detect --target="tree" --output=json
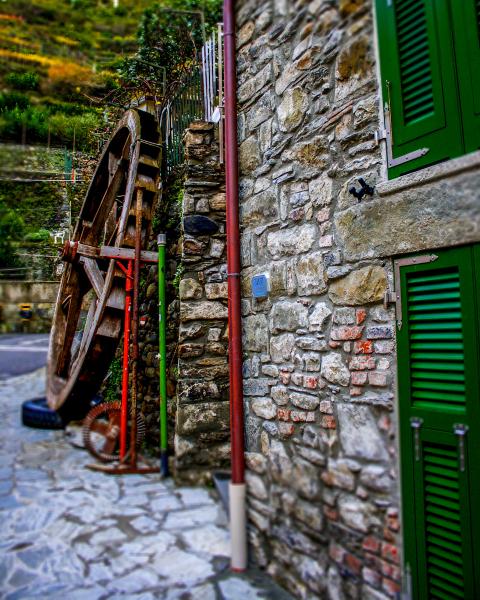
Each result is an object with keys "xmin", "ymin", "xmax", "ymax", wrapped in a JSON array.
[{"xmin": 116, "ymin": 0, "xmax": 221, "ymax": 102}]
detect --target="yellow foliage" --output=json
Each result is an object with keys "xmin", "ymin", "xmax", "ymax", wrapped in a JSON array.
[
  {"xmin": 0, "ymin": 14, "xmax": 25, "ymax": 23},
  {"xmin": 0, "ymin": 48, "xmax": 58, "ymax": 66},
  {"xmin": 53, "ymin": 35, "xmax": 79, "ymax": 47},
  {"xmin": 47, "ymin": 62, "xmax": 94, "ymax": 85},
  {"xmin": 2, "ymin": 36, "xmax": 40, "ymax": 50}
]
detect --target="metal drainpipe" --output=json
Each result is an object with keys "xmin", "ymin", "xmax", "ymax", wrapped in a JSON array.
[
  {"xmin": 223, "ymin": 0, "xmax": 247, "ymax": 572},
  {"xmin": 158, "ymin": 233, "xmax": 168, "ymax": 477}
]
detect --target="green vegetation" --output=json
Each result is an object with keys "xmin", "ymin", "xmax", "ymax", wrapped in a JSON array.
[
  {"xmin": 118, "ymin": 0, "xmax": 221, "ymax": 98},
  {"xmin": 104, "ymin": 356, "xmax": 122, "ymax": 403},
  {"xmin": 0, "ymin": 202, "xmax": 25, "ymax": 270}
]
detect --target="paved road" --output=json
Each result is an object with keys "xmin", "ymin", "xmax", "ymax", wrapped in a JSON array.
[
  {"xmin": 0, "ymin": 370, "xmax": 292, "ymax": 600},
  {"xmin": 0, "ymin": 334, "xmax": 49, "ymax": 381}
]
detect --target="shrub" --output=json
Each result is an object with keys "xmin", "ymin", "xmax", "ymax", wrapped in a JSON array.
[
  {"xmin": 0, "ymin": 91, "xmax": 30, "ymax": 110},
  {"xmin": 5, "ymin": 71, "xmax": 40, "ymax": 91},
  {"xmin": 24, "ymin": 228, "xmax": 51, "ymax": 242}
]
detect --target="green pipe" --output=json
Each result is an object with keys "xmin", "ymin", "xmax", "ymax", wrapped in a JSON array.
[{"xmin": 157, "ymin": 233, "xmax": 168, "ymax": 476}]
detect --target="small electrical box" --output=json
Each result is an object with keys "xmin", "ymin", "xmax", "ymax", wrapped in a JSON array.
[{"xmin": 251, "ymin": 273, "xmax": 270, "ymax": 299}]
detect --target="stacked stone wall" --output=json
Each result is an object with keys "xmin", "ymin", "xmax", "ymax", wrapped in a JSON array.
[
  {"xmin": 174, "ymin": 122, "xmax": 230, "ymax": 484},
  {"xmin": 235, "ymin": 1, "xmax": 402, "ymax": 598}
]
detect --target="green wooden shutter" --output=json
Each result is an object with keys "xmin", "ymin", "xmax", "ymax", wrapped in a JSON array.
[
  {"xmin": 375, "ymin": 0, "xmax": 464, "ymax": 179},
  {"xmin": 396, "ymin": 246, "xmax": 480, "ymax": 598},
  {"xmin": 450, "ymin": 0, "xmax": 480, "ymax": 153}
]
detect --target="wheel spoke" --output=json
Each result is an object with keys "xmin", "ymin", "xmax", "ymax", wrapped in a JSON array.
[{"xmin": 80, "ymin": 257, "xmax": 105, "ymax": 298}]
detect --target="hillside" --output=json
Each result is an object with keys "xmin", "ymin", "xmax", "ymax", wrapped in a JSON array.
[{"xmin": 0, "ymin": 0, "xmax": 156, "ymax": 150}]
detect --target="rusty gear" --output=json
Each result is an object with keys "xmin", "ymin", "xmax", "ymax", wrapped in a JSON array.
[{"xmin": 82, "ymin": 401, "xmax": 146, "ymax": 463}]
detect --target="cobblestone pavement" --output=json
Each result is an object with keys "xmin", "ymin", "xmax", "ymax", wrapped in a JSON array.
[{"xmin": 0, "ymin": 370, "xmax": 291, "ymax": 600}]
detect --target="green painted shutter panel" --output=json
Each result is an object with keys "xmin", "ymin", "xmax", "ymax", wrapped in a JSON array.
[
  {"xmin": 407, "ymin": 269, "xmax": 466, "ymax": 410},
  {"xmin": 396, "ymin": 246, "xmax": 480, "ymax": 598},
  {"xmin": 412, "ymin": 430, "xmax": 475, "ymax": 600},
  {"xmin": 375, "ymin": 0, "xmax": 464, "ymax": 179},
  {"xmin": 450, "ymin": 0, "xmax": 480, "ymax": 153}
]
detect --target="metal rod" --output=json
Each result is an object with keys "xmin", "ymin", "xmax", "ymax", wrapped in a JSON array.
[
  {"xmin": 130, "ymin": 186, "xmax": 144, "ymax": 468},
  {"xmin": 120, "ymin": 260, "xmax": 133, "ymax": 460},
  {"xmin": 157, "ymin": 234, "xmax": 168, "ymax": 476}
]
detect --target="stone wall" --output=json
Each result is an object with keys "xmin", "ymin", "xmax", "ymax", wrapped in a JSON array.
[
  {"xmin": 236, "ymin": 1, "xmax": 400, "ymax": 598},
  {"xmin": 236, "ymin": 0, "xmax": 480, "ymax": 598},
  {"xmin": 175, "ymin": 122, "xmax": 230, "ymax": 484}
]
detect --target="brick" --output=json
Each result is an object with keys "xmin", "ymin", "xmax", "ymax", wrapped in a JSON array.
[
  {"xmin": 382, "ymin": 578, "xmax": 401, "ymax": 597},
  {"xmin": 321, "ymin": 415, "xmax": 336, "ymax": 429},
  {"xmin": 356, "ymin": 308, "xmax": 367, "ymax": 325},
  {"xmin": 363, "ymin": 536, "xmax": 381, "ymax": 554},
  {"xmin": 303, "ymin": 375, "xmax": 319, "ymax": 389},
  {"xmin": 277, "ymin": 408, "xmax": 291, "ymax": 421},
  {"xmin": 279, "ymin": 371, "xmax": 290, "ymax": 384},
  {"xmin": 349, "ymin": 356, "xmax": 376, "ymax": 370},
  {"xmin": 386, "ymin": 511, "xmax": 400, "ymax": 532},
  {"xmin": 291, "ymin": 410, "xmax": 315, "ymax": 422},
  {"xmin": 381, "ymin": 560, "xmax": 401, "ymax": 581},
  {"xmin": 381, "ymin": 543, "xmax": 400, "ymax": 565},
  {"xmin": 364, "ymin": 553, "xmax": 383, "ymax": 571},
  {"xmin": 369, "ymin": 371, "xmax": 388, "ymax": 386},
  {"xmin": 331, "ymin": 326, "xmax": 364, "ymax": 341},
  {"xmin": 353, "ymin": 340, "xmax": 373, "ymax": 354},
  {"xmin": 374, "ymin": 340, "xmax": 395, "ymax": 354},
  {"xmin": 329, "ymin": 542, "xmax": 346, "ymax": 563},
  {"xmin": 345, "ymin": 553, "xmax": 362, "ymax": 576},
  {"xmin": 366, "ymin": 326, "xmax": 393, "ymax": 339},
  {"xmin": 319, "ymin": 234, "xmax": 333, "ymax": 247},
  {"xmin": 362, "ymin": 566, "xmax": 381, "ymax": 587},
  {"xmin": 383, "ymin": 527, "xmax": 396, "ymax": 543},
  {"xmin": 320, "ymin": 400, "xmax": 333, "ymax": 414},
  {"xmin": 329, "ymin": 340, "xmax": 342, "ymax": 348},
  {"xmin": 291, "ymin": 372, "xmax": 303, "ymax": 385},
  {"xmin": 350, "ymin": 386, "xmax": 363, "ymax": 396},
  {"xmin": 316, "ymin": 207, "xmax": 330, "ymax": 223},
  {"xmin": 278, "ymin": 422, "xmax": 295, "ymax": 437},
  {"xmin": 351, "ymin": 371, "xmax": 368, "ymax": 385}
]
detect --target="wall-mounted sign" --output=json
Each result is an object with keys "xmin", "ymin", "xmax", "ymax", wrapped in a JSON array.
[{"xmin": 251, "ymin": 273, "xmax": 270, "ymax": 299}]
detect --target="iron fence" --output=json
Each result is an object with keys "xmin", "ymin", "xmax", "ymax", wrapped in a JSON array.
[
  {"xmin": 159, "ymin": 67, "xmax": 203, "ymax": 175},
  {"xmin": 160, "ymin": 24, "xmax": 225, "ymax": 174}
]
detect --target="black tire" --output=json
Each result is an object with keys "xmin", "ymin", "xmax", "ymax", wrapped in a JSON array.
[{"xmin": 22, "ymin": 397, "xmax": 64, "ymax": 430}]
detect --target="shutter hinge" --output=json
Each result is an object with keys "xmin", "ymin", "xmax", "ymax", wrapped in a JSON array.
[
  {"xmin": 392, "ymin": 254, "xmax": 439, "ymax": 329},
  {"xmin": 379, "ymin": 81, "xmax": 430, "ymax": 168}
]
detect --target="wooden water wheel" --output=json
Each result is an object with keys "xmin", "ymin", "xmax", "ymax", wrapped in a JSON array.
[{"xmin": 47, "ymin": 108, "xmax": 161, "ymax": 421}]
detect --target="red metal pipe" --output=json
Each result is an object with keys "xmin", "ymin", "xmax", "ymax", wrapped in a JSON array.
[
  {"xmin": 120, "ymin": 260, "xmax": 133, "ymax": 460},
  {"xmin": 224, "ymin": 0, "xmax": 245, "ymax": 486}
]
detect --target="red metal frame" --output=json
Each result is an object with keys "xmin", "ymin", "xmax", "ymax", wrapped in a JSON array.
[{"xmin": 117, "ymin": 260, "xmax": 133, "ymax": 460}]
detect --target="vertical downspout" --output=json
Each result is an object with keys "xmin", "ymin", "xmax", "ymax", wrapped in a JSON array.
[
  {"xmin": 223, "ymin": 0, "xmax": 247, "ymax": 572},
  {"xmin": 157, "ymin": 233, "xmax": 168, "ymax": 477}
]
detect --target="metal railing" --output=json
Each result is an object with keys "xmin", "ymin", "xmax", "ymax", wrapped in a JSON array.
[
  {"xmin": 160, "ymin": 24, "xmax": 225, "ymax": 174},
  {"xmin": 202, "ymin": 24, "xmax": 224, "ymax": 163},
  {"xmin": 159, "ymin": 67, "xmax": 203, "ymax": 175}
]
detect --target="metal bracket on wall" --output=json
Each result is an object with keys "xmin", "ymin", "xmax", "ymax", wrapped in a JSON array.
[
  {"xmin": 375, "ymin": 80, "xmax": 430, "ymax": 168},
  {"xmin": 387, "ymin": 254, "xmax": 439, "ymax": 329}
]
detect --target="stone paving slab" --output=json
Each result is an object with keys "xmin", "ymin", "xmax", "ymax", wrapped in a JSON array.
[{"xmin": 0, "ymin": 369, "xmax": 292, "ymax": 600}]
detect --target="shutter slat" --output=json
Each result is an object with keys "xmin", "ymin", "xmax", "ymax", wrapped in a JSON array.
[
  {"xmin": 407, "ymin": 268, "xmax": 466, "ymax": 410},
  {"xmin": 422, "ymin": 441, "xmax": 466, "ymax": 597},
  {"xmin": 395, "ymin": 0, "xmax": 435, "ymax": 123}
]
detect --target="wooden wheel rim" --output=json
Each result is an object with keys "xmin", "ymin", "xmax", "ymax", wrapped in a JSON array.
[{"xmin": 47, "ymin": 109, "xmax": 160, "ymax": 419}]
